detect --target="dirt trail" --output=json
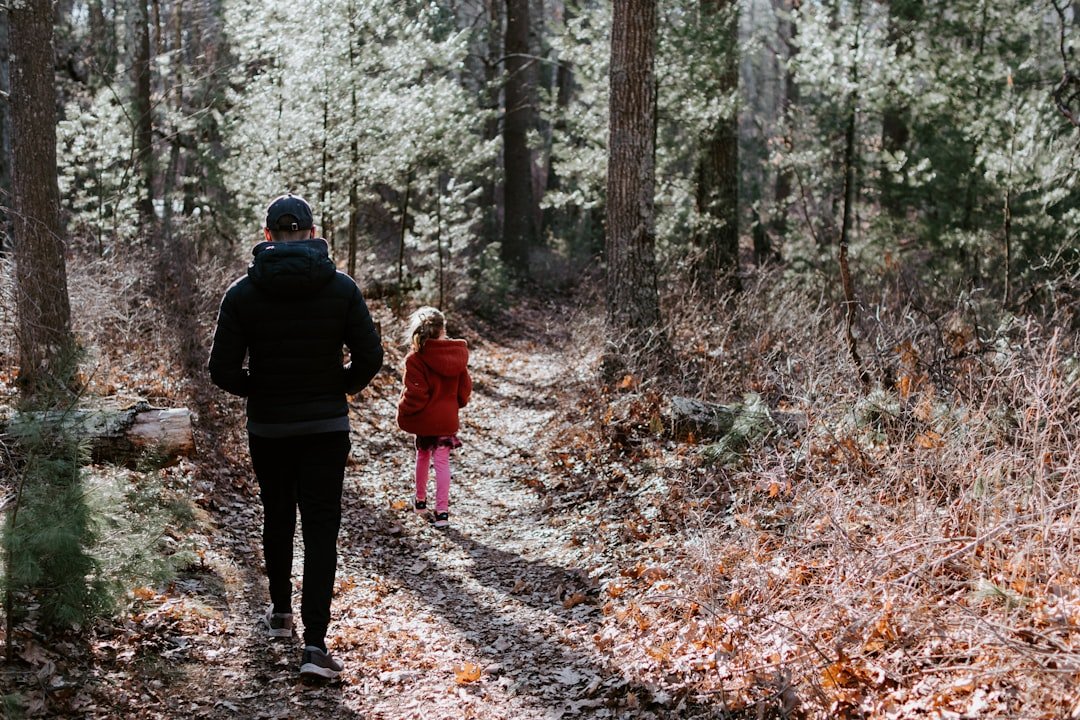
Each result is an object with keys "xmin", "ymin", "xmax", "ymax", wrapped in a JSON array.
[{"xmin": 100, "ymin": 303, "xmax": 721, "ymax": 720}]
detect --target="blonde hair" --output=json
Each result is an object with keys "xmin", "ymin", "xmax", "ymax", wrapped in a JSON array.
[{"xmin": 405, "ymin": 306, "xmax": 445, "ymax": 352}]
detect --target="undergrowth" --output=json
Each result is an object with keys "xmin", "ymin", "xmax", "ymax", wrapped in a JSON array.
[
  {"xmin": 0, "ymin": 252, "xmax": 208, "ymax": 659},
  {"xmin": 553, "ymin": 260, "xmax": 1079, "ymax": 717}
]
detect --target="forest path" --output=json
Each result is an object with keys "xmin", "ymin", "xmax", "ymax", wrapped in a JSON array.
[{"xmin": 166, "ymin": 299, "xmax": 715, "ymax": 720}]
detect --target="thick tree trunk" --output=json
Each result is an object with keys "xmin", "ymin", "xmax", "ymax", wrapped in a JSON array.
[
  {"xmin": 605, "ymin": 0, "xmax": 668, "ymax": 377},
  {"xmin": 502, "ymin": 0, "xmax": 536, "ymax": 272},
  {"xmin": 694, "ymin": 0, "xmax": 740, "ymax": 290},
  {"xmin": 9, "ymin": 0, "xmax": 76, "ymax": 397}
]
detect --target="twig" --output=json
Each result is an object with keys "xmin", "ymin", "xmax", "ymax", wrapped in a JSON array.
[
  {"xmin": 1051, "ymin": 0, "xmax": 1080, "ymax": 127},
  {"xmin": 892, "ymin": 499, "xmax": 1080, "ymax": 584}
]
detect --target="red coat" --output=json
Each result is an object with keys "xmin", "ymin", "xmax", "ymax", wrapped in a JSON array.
[{"xmin": 396, "ymin": 338, "xmax": 472, "ymax": 436}]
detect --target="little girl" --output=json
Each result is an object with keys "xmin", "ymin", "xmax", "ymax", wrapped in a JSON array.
[{"xmin": 396, "ymin": 307, "xmax": 472, "ymax": 529}]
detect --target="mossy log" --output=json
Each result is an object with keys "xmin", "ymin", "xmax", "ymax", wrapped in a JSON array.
[
  {"xmin": 669, "ymin": 395, "xmax": 806, "ymax": 442},
  {"xmin": 4, "ymin": 400, "xmax": 194, "ymax": 466},
  {"xmin": 669, "ymin": 397, "xmax": 738, "ymax": 441}
]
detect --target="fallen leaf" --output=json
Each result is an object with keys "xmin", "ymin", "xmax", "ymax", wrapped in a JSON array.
[
  {"xmin": 453, "ymin": 662, "xmax": 482, "ymax": 684},
  {"xmin": 132, "ymin": 587, "xmax": 158, "ymax": 601},
  {"xmin": 562, "ymin": 592, "xmax": 588, "ymax": 609},
  {"xmin": 641, "ymin": 566, "xmax": 667, "ymax": 585},
  {"xmin": 915, "ymin": 430, "xmax": 943, "ymax": 449},
  {"xmin": 19, "ymin": 642, "xmax": 50, "ymax": 666}
]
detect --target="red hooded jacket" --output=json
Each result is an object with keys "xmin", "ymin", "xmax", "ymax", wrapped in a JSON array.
[{"xmin": 396, "ymin": 338, "xmax": 472, "ymax": 436}]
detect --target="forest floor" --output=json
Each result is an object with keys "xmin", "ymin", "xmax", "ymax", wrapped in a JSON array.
[
  {"xmin": 5, "ymin": 294, "xmax": 742, "ymax": 720},
  {"xmin": 7, "ymin": 281, "xmax": 1079, "ymax": 720}
]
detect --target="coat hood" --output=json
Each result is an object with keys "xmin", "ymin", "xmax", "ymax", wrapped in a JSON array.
[
  {"xmin": 247, "ymin": 238, "xmax": 336, "ymax": 298},
  {"xmin": 417, "ymin": 338, "xmax": 469, "ymax": 377}
]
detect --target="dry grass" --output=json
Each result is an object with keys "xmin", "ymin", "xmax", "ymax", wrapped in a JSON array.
[
  {"xmin": 3, "ymin": 244, "xmax": 1078, "ymax": 717},
  {"xmin": 657, "ymin": 267, "xmax": 1080, "ymax": 717},
  {"xmin": 0, "ymin": 247, "xmax": 236, "ymax": 411}
]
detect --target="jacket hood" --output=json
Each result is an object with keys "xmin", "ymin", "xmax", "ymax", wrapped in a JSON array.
[
  {"xmin": 417, "ymin": 338, "xmax": 469, "ymax": 377},
  {"xmin": 247, "ymin": 238, "xmax": 336, "ymax": 298}
]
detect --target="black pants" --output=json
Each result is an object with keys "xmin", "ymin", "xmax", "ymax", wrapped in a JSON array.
[{"xmin": 248, "ymin": 431, "xmax": 350, "ymax": 649}]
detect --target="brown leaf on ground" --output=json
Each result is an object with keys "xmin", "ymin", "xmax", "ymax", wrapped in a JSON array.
[{"xmin": 453, "ymin": 662, "xmax": 482, "ymax": 684}]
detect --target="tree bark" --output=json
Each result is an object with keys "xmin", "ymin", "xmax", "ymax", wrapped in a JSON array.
[
  {"xmin": 130, "ymin": 0, "xmax": 156, "ymax": 234},
  {"xmin": 482, "ymin": 0, "xmax": 504, "ymax": 245},
  {"xmin": 770, "ymin": 0, "xmax": 800, "ymax": 261},
  {"xmin": 9, "ymin": 0, "xmax": 76, "ymax": 397},
  {"xmin": 605, "ymin": 0, "xmax": 668, "ymax": 377},
  {"xmin": 347, "ymin": 0, "xmax": 359, "ymax": 277},
  {"xmin": 502, "ymin": 0, "xmax": 536, "ymax": 272},
  {"xmin": 6, "ymin": 401, "xmax": 195, "ymax": 467},
  {"xmin": 838, "ymin": 0, "xmax": 868, "ymax": 386},
  {"xmin": 88, "ymin": 0, "xmax": 119, "ymax": 81},
  {"xmin": 694, "ymin": 0, "xmax": 740, "ymax": 290},
  {"xmin": 0, "ymin": 9, "xmax": 12, "ymax": 254},
  {"xmin": 396, "ymin": 172, "xmax": 412, "ymax": 316}
]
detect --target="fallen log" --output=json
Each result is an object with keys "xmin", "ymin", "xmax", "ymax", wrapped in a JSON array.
[
  {"xmin": 669, "ymin": 396, "xmax": 737, "ymax": 441},
  {"xmin": 4, "ymin": 399, "xmax": 195, "ymax": 466},
  {"xmin": 669, "ymin": 394, "xmax": 807, "ymax": 442}
]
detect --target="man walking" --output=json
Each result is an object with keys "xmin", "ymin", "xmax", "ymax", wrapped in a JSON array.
[{"xmin": 209, "ymin": 193, "xmax": 383, "ymax": 680}]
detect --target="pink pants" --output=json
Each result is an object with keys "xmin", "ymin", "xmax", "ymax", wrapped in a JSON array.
[{"xmin": 415, "ymin": 445, "xmax": 452, "ymax": 513}]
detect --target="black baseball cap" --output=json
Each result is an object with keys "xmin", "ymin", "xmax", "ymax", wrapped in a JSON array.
[{"xmin": 265, "ymin": 193, "xmax": 314, "ymax": 231}]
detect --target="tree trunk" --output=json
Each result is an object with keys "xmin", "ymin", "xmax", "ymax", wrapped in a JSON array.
[
  {"xmin": 319, "ymin": 97, "xmax": 335, "ymax": 251},
  {"xmin": 9, "ymin": 0, "xmax": 76, "ymax": 398},
  {"xmin": 396, "ymin": 173, "xmax": 412, "ymax": 316},
  {"xmin": 605, "ymin": 0, "xmax": 668, "ymax": 378},
  {"xmin": 959, "ymin": 1, "xmax": 989, "ymax": 285},
  {"xmin": 769, "ymin": 0, "xmax": 800, "ymax": 261},
  {"xmin": 0, "ymin": 9, "xmax": 12, "ymax": 254},
  {"xmin": 694, "ymin": 0, "xmax": 740, "ymax": 290},
  {"xmin": 482, "ymin": 0, "xmax": 503, "ymax": 245},
  {"xmin": 436, "ymin": 175, "xmax": 445, "ymax": 309},
  {"xmin": 838, "ymin": 0, "xmax": 868, "ymax": 386},
  {"xmin": 502, "ymin": 0, "xmax": 536, "ymax": 272},
  {"xmin": 88, "ymin": 0, "xmax": 119, "ymax": 81},
  {"xmin": 130, "ymin": 0, "xmax": 156, "ymax": 234},
  {"xmin": 160, "ymin": 0, "xmax": 184, "ymax": 251},
  {"xmin": 347, "ymin": 0, "xmax": 359, "ymax": 277},
  {"xmin": 543, "ymin": 2, "xmax": 579, "ymax": 244}
]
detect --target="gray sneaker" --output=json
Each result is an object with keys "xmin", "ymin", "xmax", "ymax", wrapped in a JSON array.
[
  {"xmin": 300, "ymin": 646, "xmax": 344, "ymax": 680},
  {"xmin": 263, "ymin": 605, "xmax": 293, "ymax": 638}
]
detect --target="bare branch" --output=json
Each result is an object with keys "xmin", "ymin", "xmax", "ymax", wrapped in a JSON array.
[{"xmin": 1052, "ymin": 0, "xmax": 1080, "ymax": 127}]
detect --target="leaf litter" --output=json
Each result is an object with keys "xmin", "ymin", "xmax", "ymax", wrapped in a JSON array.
[{"xmin": 5, "ymin": 295, "xmax": 1077, "ymax": 719}]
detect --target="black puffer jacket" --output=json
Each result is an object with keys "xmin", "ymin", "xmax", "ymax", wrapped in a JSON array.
[{"xmin": 208, "ymin": 239, "xmax": 383, "ymax": 428}]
